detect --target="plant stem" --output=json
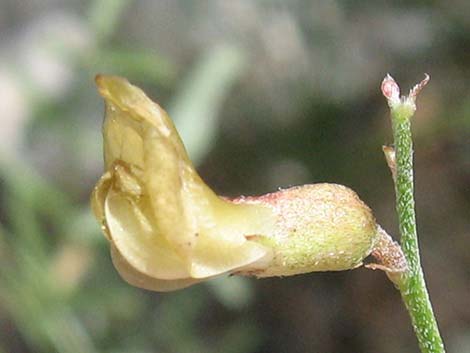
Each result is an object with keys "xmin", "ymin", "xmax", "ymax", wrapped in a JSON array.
[{"xmin": 385, "ymin": 75, "xmax": 445, "ymax": 353}]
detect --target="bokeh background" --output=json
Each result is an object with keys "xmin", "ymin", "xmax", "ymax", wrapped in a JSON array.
[{"xmin": 0, "ymin": 1, "xmax": 469, "ymax": 353}]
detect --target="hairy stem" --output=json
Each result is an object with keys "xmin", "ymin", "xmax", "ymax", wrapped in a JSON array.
[{"xmin": 385, "ymin": 75, "xmax": 445, "ymax": 353}]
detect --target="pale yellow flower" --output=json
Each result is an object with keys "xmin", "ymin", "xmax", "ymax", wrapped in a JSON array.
[{"xmin": 91, "ymin": 75, "xmax": 399, "ymax": 291}]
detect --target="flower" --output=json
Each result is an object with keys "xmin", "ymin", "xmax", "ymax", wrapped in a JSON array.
[{"xmin": 91, "ymin": 75, "xmax": 385, "ymax": 291}]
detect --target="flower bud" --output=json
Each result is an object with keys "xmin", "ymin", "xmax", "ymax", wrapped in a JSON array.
[{"xmin": 91, "ymin": 75, "xmax": 391, "ymax": 291}]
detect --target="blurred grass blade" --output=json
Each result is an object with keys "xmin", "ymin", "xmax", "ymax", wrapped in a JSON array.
[
  {"xmin": 0, "ymin": 161, "xmax": 74, "ymax": 236},
  {"xmin": 169, "ymin": 45, "xmax": 246, "ymax": 165},
  {"xmin": 0, "ymin": 161, "xmax": 98, "ymax": 353},
  {"xmin": 1, "ymin": 166, "xmax": 48, "ymax": 264},
  {"xmin": 88, "ymin": 0, "xmax": 132, "ymax": 43},
  {"xmin": 88, "ymin": 48, "xmax": 175, "ymax": 85}
]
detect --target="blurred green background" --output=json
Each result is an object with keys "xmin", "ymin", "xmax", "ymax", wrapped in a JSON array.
[{"xmin": 0, "ymin": 1, "xmax": 469, "ymax": 353}]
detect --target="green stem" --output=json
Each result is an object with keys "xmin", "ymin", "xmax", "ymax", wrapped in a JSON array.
[{"xmin": 390, "ymin": 103, "xmax": 445, "ymax": 353}]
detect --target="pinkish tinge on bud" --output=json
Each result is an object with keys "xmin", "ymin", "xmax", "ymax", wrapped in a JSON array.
[{"xmin": 381, "ymin": 74, "xmax": 400, "ymax": 106}]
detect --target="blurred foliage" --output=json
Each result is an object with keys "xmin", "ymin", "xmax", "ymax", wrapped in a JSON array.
[{"xmin": 0, "ymin": 1, "xmax": 469, "ymax": 353}]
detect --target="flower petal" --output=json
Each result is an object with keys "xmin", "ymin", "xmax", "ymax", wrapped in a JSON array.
[
  {"xmin": 188, "ymin": 200, "xmax": 275, "ymax": 278},
  {"xmin": 110, "ymin": 245, "xmax": 200, "ymax": 292},
  {"xmin": 96, "ymin": 75, "xmax": 210, "ymax": 256},
  {"xmin": 90, "ymin": 171, "xmax": 113, "ymax": 240},
  {"xmin": 104, "ymin": 187, "xmax": 190, "ymax": 280},
  {"xmin": 190, "ymin": 232, "xmax": 270, "ymax": 278},
  {"xmin": 96, "ymin": 75, "xmax": 276, "ymax": 282}
]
